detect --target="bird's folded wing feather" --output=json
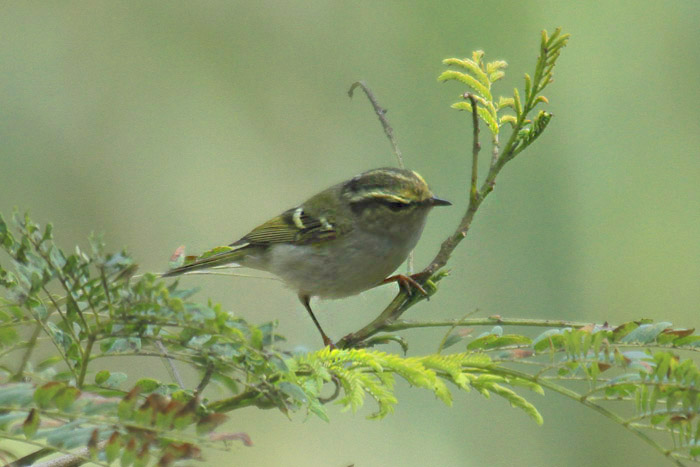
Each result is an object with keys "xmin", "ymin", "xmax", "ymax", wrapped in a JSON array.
[
  {"xmin": 236, "ymin": 207, "xmax": 339, "ymax": 246},
  {"xmin": 164, "ymin": 206, "xmax": 343, "ymax": 276}
]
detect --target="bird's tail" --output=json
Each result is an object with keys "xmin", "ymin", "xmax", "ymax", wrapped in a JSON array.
[{"xmin": 162, "ymin": 246, "xmax": 246, "ymax": 277}]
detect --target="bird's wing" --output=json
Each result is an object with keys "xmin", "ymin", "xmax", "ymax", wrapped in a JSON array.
[
  {"xmin": 236, "ymin": 206, "xmax": 339, "ymax": 247},
  {"xmin": 164, "ymin": 204, "xmax": 344, "ymax": 277}
]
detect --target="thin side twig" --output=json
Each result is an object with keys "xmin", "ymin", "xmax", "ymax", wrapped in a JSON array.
[
  {"xmin": 348, "ymin": 81, "xmax": 404, "ymax": 168},
  {"xmin": 28, "ymin": 441, "xmax": 108, "ymax": 467},
  {"xmin": 381, "ymin": 316, "xmax": 595, "ymax": 333},
  {"xmin": 156, "ymin": 339, "xmax": 185, "ymax": 389},
  {"xmin": 349, "ymin": 80, "xmax": 415, "ymax": 273}
]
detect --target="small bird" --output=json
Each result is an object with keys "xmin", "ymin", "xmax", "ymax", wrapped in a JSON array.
[{"xmin": 163, "ymin": 167, "xmax": 451, "ymax": 347}]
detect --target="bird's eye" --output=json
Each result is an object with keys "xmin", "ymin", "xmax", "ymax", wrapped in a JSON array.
[{"xmin": 386, "ymin": 201, "xmax": 409, "ymax": 211}]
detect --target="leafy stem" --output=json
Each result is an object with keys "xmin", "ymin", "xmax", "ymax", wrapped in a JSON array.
[
  {"xmin": 76, "ymin": 334, "xmax": 96, "ymax": 389},
  {"xmin": 338, "ymin": 29, "xmax": 570, "ymax": 349},
  {"xmin": 11, "ymin": 321, "xmax": 42, "ymax": 381},
  {"xmin": 488, "ymin": 365, "xmax": 686, "ymax": 467}
]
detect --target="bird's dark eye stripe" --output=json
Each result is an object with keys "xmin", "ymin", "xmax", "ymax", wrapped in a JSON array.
[
  {"xmin": 383, "ymin": 200, "xmax": 412, "ymax": 211},
  {"xmin": 348, "ymin": 197, "xmax": 415, "ymax": 216}
]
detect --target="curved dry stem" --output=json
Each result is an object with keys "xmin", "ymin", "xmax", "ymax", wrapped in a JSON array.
[
  {"xmin": 348, "ymin": 80, "xmax": 404, "ymax": 168},
  {"xmin": 348, "ymin": 80, "xmax": 416, "ymax": 273}
]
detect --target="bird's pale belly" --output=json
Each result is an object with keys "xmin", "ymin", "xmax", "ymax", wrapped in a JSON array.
[{"xmin": 266, "ymin": 231, "xmax": 417, "ymax": 299}]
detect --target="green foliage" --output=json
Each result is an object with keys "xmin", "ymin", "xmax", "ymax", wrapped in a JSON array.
[
  {"xmin": 0, "ymin": 381, "xmax": 224, "ymax": 466},
  {"xmin": 439, "ymin": 27, "xmax": 570, "ymax": 162},
  {"xmin": 0, "ymin": 212, "xmax": 276, "ymax": 463},
  {"xmin": 438, "ymin": 51, "xmax": 507, "ymax": 135},
  {"xmin": 434, "ymin": 320, "xmax": 700, "ymax": 465},
  {"xmin": 0, "ymin": 212, "xmax": 543, "ymax": 465},
  {"xmin": 284, "ymin": 347, "xmax": 542, "ymax": 423}
]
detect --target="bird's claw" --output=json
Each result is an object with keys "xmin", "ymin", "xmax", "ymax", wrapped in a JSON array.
[{"xmin": 382, "ymin": 273, "xmax": 429, "ymax": 299}]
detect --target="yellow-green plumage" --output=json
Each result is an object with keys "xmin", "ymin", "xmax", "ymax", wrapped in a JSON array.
[{"xmin": 163, "ymin": 167, "xmax": 450, "ymax": 346}]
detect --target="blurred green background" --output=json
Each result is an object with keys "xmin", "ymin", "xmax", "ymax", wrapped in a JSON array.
[{"xmin": 2, "ymin": 1, "xmax": 699, "ymax": 466}]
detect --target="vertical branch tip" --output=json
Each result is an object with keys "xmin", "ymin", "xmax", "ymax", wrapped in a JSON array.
[{"xmin": 463, "ymin": 93, "xmax": 481, "ymax": 204}]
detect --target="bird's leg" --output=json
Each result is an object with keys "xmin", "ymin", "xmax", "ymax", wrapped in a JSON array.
[
  {"xmin": 299, "ymin": 294, "xmax": 335, "ymax": 348},
  {"xmin": 381, "ymin": 273, "xmax": 429, "ymax": 297}
]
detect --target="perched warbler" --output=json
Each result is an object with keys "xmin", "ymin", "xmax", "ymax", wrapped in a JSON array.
[{"xmin": 164, "ymin": 167, "xmax": 451, "ymax": 347}]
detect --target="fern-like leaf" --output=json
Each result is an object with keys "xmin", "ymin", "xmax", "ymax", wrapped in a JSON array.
[
  {"xmin": 290, "ymin": 349, "xmax": 542, "ymax": 421},
  {"xmin": 438, "ymin": 70, "xmax": 492, "ymax": 101}
]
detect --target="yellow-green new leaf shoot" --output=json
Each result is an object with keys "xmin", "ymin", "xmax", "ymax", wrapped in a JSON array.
[
  {"xmin": 534, "ymin": 95, "xmax": 549, "ymax": 108},
  {"xmin": 480, "ymin": 106, "xmax": 499, "ymax": 135},
  {"xmin": 420, "ymin": 354, "xmax": 469, "ymax": 389},
  {"xmin": 524, "ymin": 73, "xmax": 532, "ymax": 100},
  {"xmin": 471, "ymin": 49, "xmax": 485, "ymax": 66},
  {"xmin": 541, "ymin": 29, "xmax": 549, "ymax": 50},
  {"xmin": 549, "ymin": 36, "xmax": 570, "ymax": 55},
  {"xmin": 486, "ymin": 60, "xmax": 507, "ymax": 74},
  {"xmin": 489, "ymin": 383, "xmax": 544, "ymax": 425},
  {"xmin": 442, "ymin": 57, "xmax": 489, "ymax": 88},
  {"xmin": 451, "ymin": 101, "xmax": 473, "ymax": 112},
  {"xmin": 497, "ymin": 96, "xmax": 515, "ymax": 111},
  {"xmin": 432, "ymin": 378, "xmax": 453, "ymax": 405},
  {"xmin": 450, "ymin": 102, "xmax": 499, "ymax": 135},
  {"xmin": 513, "ymin": 88, "xmax": 522, "ymax": 116},
  {"xmin": 488, "ymin": 71, "xmax": 505, "ymax": 83},
  {"xmin": 437, "ymin": 70, "xmax": 492, "ymax": 101},
  {"xmin": 545, "ymin": 27, "xmax": 562, "ymax": 47}
]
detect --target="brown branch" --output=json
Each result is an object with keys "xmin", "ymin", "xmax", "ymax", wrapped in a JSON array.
[
  {"xmin": 467, "ymin": 94, "xmax": 481, "ymax": 204},
  {"xmin": 207, "ymin": 387, "xmax": 267, "ymax": 412},
  {"xmin": 29, "ymin": 441, "xmax": 107, "ymax": 467},
  {"xmin": 348, "ymin": 81, "xmax": 404, "ymax": 168},
  {"xmin": 423, "ymin": 93, "xmax": 482, "ymax": 277},
  {"xmin": 337, "ymin": 93, "xmax": 485, "ymax": 349}
]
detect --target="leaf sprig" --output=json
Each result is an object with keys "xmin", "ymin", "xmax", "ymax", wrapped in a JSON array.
[
  {"xmin": 436, "ymin": 318, "xmax": 700, "ymax": 466},
  {"xmin": 438, "ymin": 51, "xmax": 508, "ymax": 135},
  {"xmin": 282, "ymin": 347, "xmax": 543, "ymax": 422},
  {"xmin": 439, "ymin": 27, "xmax": 570, "ymax": 163}
]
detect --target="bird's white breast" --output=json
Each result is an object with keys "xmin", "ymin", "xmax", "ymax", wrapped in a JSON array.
[{"xmin": 266, "ymin": 222, "xmax": 425, "ymax": 299}]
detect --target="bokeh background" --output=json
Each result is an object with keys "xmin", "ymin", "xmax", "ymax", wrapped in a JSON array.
[{"xmin": 2, "ymin": 1, "xmax": 699, "ymax": 466}]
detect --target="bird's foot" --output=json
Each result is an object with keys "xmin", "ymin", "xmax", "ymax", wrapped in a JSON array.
[
  {"xmin": 322, "ymin": 334, "xmax": 337, "ymax": 349},
  {"xmin": 382, "ymin": 273, "xmax": 429, "ymax": 298}
]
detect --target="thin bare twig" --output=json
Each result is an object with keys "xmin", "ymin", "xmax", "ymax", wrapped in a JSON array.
[
  {"xmin": 382, "ymin": 317, "xmax": 595, "ymax": 333},
  {"xmin": 12, "ymin": 321, "xmax": 42, "ymax": 381},
  {"xmin": 156, "ymin": 339, "xmax": 185, "ymax": 389},
  {"xmin": 348, "ymin": 81, "xmax": 404, "ymax": 168},
  {"xmin": 349, "ymin": 80, "xmax": 415, "ymax": 273},
  {"xmin": 423, "ymin": 93, "xmax": 485, "ymax": 279}
]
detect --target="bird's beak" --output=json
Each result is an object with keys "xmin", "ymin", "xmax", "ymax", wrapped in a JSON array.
[{"xmin": 428, "ymin": 196, "xmax": 452, "ymax": 207}]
